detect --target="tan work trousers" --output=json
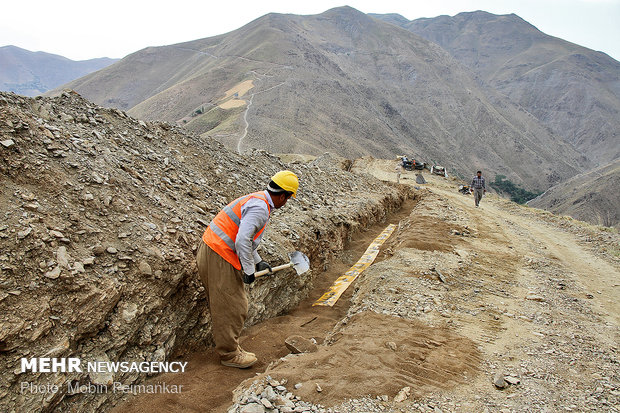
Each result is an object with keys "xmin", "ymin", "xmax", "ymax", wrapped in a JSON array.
[{"xmin": 196, "ymin": 242, "xmax": 247, "ymax": 361}]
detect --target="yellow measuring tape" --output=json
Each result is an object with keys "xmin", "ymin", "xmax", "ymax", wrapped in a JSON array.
[{"xmin": 313, "ymin": 224, "xmax": 396, "ymax": 307}]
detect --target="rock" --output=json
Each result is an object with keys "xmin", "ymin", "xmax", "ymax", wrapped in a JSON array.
[
  {"xmin": 386, "ymin": 341, "xmax": 397, "ymax": 351},
  {"xmin": 504, "ymin": 376, "xmax": 521, "ymax": 385},
  {"xmin": 416, "ymin": 174, "xmax": 426, "ymax": 184},
  {"xmin": 275, "ymin": 395, "xmax": 295, "ymax": 408},
  {"xmin": 315, "ymin": 383, "xmax": 322, "ymax": 393},
  {"xmin": 493, "ymin": 373, "xmax": 508, "ymax": 389},
  {"xmin": 394, "ymin": 386, "xmax": 411, "ymax": 403},
  {"xmin": 240, "ymin": 403, "xmax": 266, "ymax": 413},
  {"xmin": 1, "ymin": 139, "xmax": 15, "ymax": 148},
  {"xmin": 23, "ymin": 202, "xmax": 40, "ymax": 212},
  {"xmin": 525, "ymin": 294, "xmax": 545, "ymax": 302},
  {"xmin": 294, "ymin": 383, "xmax": 303, "ymax": 390},
  {"xmin": 285, "ymin": 335, "xmax": 318, "ymax": 354},
  {"xmin": 106, "ymin": 247, "xmax": 118, "ymax": 254},
  {"xmin": 138, "ymin": 261, "xmax": 152, "ymax": 276},
  {"xmin": 17, "ymin": 227, "xmax": 32, "ymax": 239},
  {"xmin": 49, "ymin": 230, "xmax": 64, "ymax": 238},
  {"xmin": 44, "ymin": 266, "xmax": 61, "ymax": 279},
  {"xmin": 56, "ymin": 246, "xmax": 69, "ymax": 268},
  {"xmin": 262, "ymin": 385, "xmax": 277, "ymax": 402},
  {"xmin": 72, "ymin": 262, "xmax": 85, "ymax": 273},
  {"xmin": 260, "ymin": 398, "xmax": 273, "ymax": 409},
  {"xmin": 92, "ymin": 245, "xmax": 105, "ymax": 256},
  {"xmin": 82, "ymin": 257, "xmax": 95, "ymax": 265}
]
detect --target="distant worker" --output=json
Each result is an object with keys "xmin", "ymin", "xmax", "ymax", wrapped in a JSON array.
[
  {"xmin": 395, "ymin": 162, "xmax": 403, "ymax": 183},
  {"xmin": 196, "ymin": 170, "xmax": 299, "ymax": 368},
  {"xmin": 471, "ymin": 170, "xmax": 486, "ymax": 207}
]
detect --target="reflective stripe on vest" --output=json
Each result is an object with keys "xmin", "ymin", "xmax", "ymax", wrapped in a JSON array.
[{"xmin": 202, "ymin": 191, "xmax": 271, "ymax": 270}]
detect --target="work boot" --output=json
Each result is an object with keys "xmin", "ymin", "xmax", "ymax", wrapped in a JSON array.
[
  {"xmin": 220, "ymin": 351, "xmax": 257, "ymax": 369},
  {"xmin": 238, "ymin": 346, "xmax": 255, "ymax": 358}
]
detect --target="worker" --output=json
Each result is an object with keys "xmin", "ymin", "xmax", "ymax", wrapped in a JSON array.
[
  {"xmin": 471, "ymin": 170, "xmax": 486, "ymax": 207},
  {"xmin": 395, "ymin": 162, "xmax": 403, "ymax": 183},
  {"xmin": 196, "ymin": 170, "xmax": 299, "ymax": 368}
]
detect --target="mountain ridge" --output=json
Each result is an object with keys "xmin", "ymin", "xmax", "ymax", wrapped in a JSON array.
[
  {"xmin": 371, "ymin": 10, "xmax": 620, "ymax": 165},
  {"xmin": 53, "ymin": 7, "xmax": 587, "ymax": 191},
  {"xmin": 0, "ymin": 45, "xmax": 117, "ymax": 96}
]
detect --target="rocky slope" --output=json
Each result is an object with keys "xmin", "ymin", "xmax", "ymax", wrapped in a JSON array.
[
  {"xmin": 528, "ymin": 159, "xmax": 620, "ymax": 228},
  {"xmin": 0, "ymin": 45, "xmax": 117, "ymax": 97},
  {"xmin": 373, "ymin": 11, "xmax": 620, "ymax": 165},
  {"xmin": 52, "ymin": 6, "xmax": 586, "ymax": 192},
  {"xmin": 0, "ymin": 91, "xmax": 408, "ymax": 412}
]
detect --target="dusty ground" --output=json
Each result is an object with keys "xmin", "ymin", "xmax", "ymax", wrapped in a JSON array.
[{"xmin": 115, "ymin": 159, "xmax": 619, "ymax": 413}]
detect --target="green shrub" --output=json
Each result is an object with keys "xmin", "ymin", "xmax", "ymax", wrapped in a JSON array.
[{"xmin": 491, "ymin": 175, "xmax": 542, "ymax": 204}]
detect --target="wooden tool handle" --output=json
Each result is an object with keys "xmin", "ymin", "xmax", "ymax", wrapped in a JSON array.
[{"xmin": 255, "ymin": 262, "xmax": 293, "ymax": 277}]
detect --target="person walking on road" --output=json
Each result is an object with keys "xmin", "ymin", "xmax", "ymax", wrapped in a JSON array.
[
  {"xmin": 471, "ymin": 170, "xmax": 486, "ymax": 207},
  {"xmin": 196, "ymin": 170, "xmax": 299, "ymax": 368}
]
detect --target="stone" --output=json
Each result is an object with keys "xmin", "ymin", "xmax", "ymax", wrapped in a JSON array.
[
  {"xmin": 526, "ymin": 294, "xmax": 545, "ymax": 302},
  {"xmin": 44, "ymin": 266, "xmax": 61, "ymax": 279},
  {"xmin": 315, "ymin": 383, "xmax": 322, "ymax": 393},
  {"xmin": 56, "ymin": 246, "xmax": 69, "ymax": 268},
  {"xmin": 294, "ymin": 383, "xmax": 302, "ymax": 390},
  {"xmin": 24, "ymin": 202, "xmax": 40, "ymax": 212},
  {"xmin": 261, "ymin": 386, "xmax": 276, "ymax": 402},
  {"xmin": 285, "ymin": 335, "xmax": 318, "ymax": 354},
  {"xmin": 49, "ymin": 230, "xmax": 64, "ymax": 238},
  {"xmin": 386, "ymin": 341, "xmax": 397, "ymax": 351},
  {"xmin": 394, "ymin": 386, "xmax": 411, "ymax": 403},
  {"xmin": 260, "ymin": 398, "xmax": 273, "ymax": 409},
  {"xmin": 17, "ymin": 228, "xmax": 32, "ymax": 239},
  {"xmin": 240, "ymin": 403, "xmax": 266, "ymax": 413},
  {"xmin": 493, "ymin": 373, "xmax": 508, "ymax": 389},
  {"xmin": 1, "ymin": 139, "xmax": 15, "ymax": 148},
  {"xmin": 138, "ymin": 261, "xmax": 152, "ymax": 276},
  {"xmin": 504, "ymin": 376, "xmax": 520, "ymax": 385},
  {"xmin": 82, "ymin": 257, "xmax": 95, "ymax": 265},
  {"xmin": 106, "ymin": 247, "xmax": 118, "ymax": 254}
]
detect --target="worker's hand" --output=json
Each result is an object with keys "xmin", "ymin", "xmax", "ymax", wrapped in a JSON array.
[
  {"xmin": 256, "ymin": 260, "xmax": 273, "ymax": 275},
  {"xmin": 243, "ymin": 273, "xmax": 255, "ymax": 284}
]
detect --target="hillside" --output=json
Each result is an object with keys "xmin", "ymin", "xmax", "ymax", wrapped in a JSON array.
[
  {"xmin": 528, "ymin": 159, "xmax": 620, "ymax": 228},
  {"xmin": 372, "ymin": 11, "xmax": 620, "ymax": 165},
  {"xmin": 0, "ymin": 45, "xmax": 117, "ymax": 96},
  {"xmin": 53, "ymin": 6, "xmax": 587, "ymax": 192},
  {"xmin": 0, "ymin": 90, "xmax": 407, "ymax": 412}
]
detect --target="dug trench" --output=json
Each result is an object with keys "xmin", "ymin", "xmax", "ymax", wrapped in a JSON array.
[
  {"xmin": 111, "ymin": 199, "xmax": 420, "ymax": 413},
  {"xmin": 112, "ymin": 194, "xmax": 483, "ymax": 413}
]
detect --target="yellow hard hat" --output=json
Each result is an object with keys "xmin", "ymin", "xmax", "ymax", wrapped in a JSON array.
[{"xmin": 270, "ymin": 170, "xmax": 299, "ymax": 197}]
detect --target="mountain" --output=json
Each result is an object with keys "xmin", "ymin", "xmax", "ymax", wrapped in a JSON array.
[
  {"xmin": 0, "ymin": 45, "xmax": 117, "ymax": 96},
  {"xmin": 528, "ymin": 159, "xmax": 620, "ymax": 228},
  {"xmin": 371, "ymin": 11, "xmax": 620, "ymax": 165},
  {"xmin": 54, "ymin": 6, "xmax": 587, "ymax": 191}
]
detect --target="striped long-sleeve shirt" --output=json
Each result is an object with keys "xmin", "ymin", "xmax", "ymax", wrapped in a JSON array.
[{"xmin": 472, "ymin": 176, "xmax": 486, "ymax": 189}]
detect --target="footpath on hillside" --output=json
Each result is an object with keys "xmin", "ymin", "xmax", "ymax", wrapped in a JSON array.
[{"xmin": 113, "ymin": 159, "xmax": 619, "ymax": 413}]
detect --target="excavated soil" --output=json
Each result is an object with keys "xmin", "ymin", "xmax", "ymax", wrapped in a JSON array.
[{"xmin": 111, "ymin": 200, "xmax": 418, "ymax": 413}]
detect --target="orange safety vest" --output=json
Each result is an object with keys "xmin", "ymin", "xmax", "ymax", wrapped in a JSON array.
[{"xmin": 202, "ymin": 191, "xmax": 271, "ymax": 270}]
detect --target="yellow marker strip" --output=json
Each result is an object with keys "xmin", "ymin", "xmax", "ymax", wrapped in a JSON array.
[{"xmin": 313, "ymin": 224, "xmax": 396, "ymax": 307}]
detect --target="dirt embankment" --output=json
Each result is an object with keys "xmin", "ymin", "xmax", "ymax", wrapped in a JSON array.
[{"xmin": 0, "ymin": 91, "xmax": 409, "ymax": 413}]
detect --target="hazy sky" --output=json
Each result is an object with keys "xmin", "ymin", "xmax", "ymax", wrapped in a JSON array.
[{"xmin": 2, "ymin": 0, "xmax": 619, "ymax": 61}]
